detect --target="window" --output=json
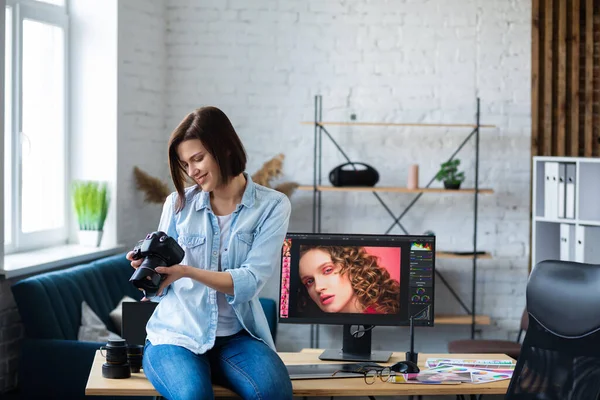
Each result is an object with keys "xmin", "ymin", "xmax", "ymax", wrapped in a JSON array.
[{"xmin": 4, "ymin": 0, "xmax": 68, "ymax": 254}]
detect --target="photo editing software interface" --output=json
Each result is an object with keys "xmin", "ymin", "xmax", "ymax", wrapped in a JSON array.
[{"xmin": 278, "ymin": 233, "xmax": 435, "ymax": 327}]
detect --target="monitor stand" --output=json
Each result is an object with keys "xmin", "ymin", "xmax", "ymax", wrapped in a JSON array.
[{"xmin": 318, "ymin": 324, "xmax": 392, "ymax": 363}]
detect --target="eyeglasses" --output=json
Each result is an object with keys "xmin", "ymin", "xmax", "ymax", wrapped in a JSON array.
[{"xmin": 332, "ymin": 366, "xmax": 394, "ymax": 385}]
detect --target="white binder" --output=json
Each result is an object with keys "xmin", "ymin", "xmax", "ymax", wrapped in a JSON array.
[
  {"xmin": 559, "ymin": 223, "xmax": 574, "ymax": 261},
  {"xmin": 557, "ymin": 163, "xmax": 566, "ymax": 219},
  {"xmin": 565, "ymin": 163, "xmax": 576, "ymax": 219},
  {"xmin": 544, "ymin": 162, "xmax": 559, "ymax": 219},
  {"xmin": 575, "ymin": 226, "xmax": 585, "ymax": 262},
  {"xmin": 575, "ymin": 225, "xmax": 600, "ymax": 263}
]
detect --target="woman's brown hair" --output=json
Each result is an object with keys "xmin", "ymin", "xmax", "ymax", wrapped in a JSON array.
[
  {"xmin": 298, "ymin": 246, "xmax": 400, "ymax": 314},
  {"xmin": 167, "ymin": 106, "xmax": 247, "ymax": 212}
]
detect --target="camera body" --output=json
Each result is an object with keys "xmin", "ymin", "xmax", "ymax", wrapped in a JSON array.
[{"xmin": 129, "ymin": 231, "xmax": 185, "ymax": 298}]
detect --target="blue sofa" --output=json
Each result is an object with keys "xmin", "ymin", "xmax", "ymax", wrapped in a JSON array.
[{"xmin": 11, "ymin": 253, "xmax": 278, "ymax": 399}]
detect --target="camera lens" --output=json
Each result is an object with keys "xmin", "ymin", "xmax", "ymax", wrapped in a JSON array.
[
  {"xmin": 127, "ymin": 344, "xmax": 144, "ymax": 373},
  {"xmin": 101, "ymin": 339, "xmax": 131, "ymax": 379},
  {"xmin": 129, "ymin": 257, "xmax": 163, "ymax": 297},
  {"xmin": 102, "ymin": 363, "xmax": 131, "ymax": 379},
  {"xmin": 104, "ymin": 339, "xmax": 127, "ymax": 364}
]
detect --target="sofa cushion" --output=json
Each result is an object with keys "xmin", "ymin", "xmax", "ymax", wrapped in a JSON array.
[
  {"xmin": 11, "ymin": 253, "xmax": 142, "ymax": 340},
  {"xmin": 109, "ymin": 295, "xmax": 137, "ymax": 335},
  {"xmin": 78, "ymin": 300, "xmax": 121, "ymax": 342}
]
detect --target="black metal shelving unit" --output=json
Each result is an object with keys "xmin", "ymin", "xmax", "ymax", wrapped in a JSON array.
[{"xmin": 301, "ymin": 95, "xmax": 495, "ymax": 346}]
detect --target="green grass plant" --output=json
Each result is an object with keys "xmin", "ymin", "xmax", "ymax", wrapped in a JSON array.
[{"xmin": 72, "ymin": 180, "xmax": 110, "ymax": 231}]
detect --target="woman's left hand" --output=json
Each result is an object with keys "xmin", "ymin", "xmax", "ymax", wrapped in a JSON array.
[{"xmin": 155, "ymin": 264, "xmax": 189, "ymax": 296}]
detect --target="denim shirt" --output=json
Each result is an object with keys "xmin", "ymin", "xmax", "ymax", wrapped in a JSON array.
[{"xmin": 145, "ymin": 174, "xmax": 291, "ymax": 354}]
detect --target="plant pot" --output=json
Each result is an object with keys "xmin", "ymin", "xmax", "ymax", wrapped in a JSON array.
[
  {"xmin": 78, "ymin": 230, "xmax": 104, "ymax": 247},
  {"xmin": 443, "ymin": 181, "xmax": 461, "ymax": 190}
]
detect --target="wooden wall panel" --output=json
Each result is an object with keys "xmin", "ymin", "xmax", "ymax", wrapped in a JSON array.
[
  {"xmin": 544, "ymin": 0, "xmax": 554, "ymax": 155},
  {"xmin": 585, "ymin": 0, "xmax": 593, "ymax": 156},
  {"xmin": 532, "ymin": 0, "xmax": 541, "ymax": 156},
  {"xmin": 557, "ymin": 0, "xmax": 567, "ymax": 156},
  {"xmin": 570, "ymin": 0, "xmax": 580, "ymax": 156},
  {"xmin": 532, "ymin": 0, "xmax": 600, "ymax": 157},
  {"xmin": 594, "ymin": 10, "xmax": 600, "ymax": 156}
]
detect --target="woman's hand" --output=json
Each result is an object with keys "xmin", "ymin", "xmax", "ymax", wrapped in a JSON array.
[
  {"xmin": 126, "ymin": 251, "xmax": 151, "ymax": 301},
  {"xmin": 155, "ymin": 265, "xmax": 189, "ymax": 296},
  {"xmin": 126, "ymin": 251, "xmax": 142, "ymax": 269}
]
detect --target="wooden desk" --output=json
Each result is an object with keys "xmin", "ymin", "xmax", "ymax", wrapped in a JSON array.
[{"xmin": 86, "ymin": 349, "xmax": 513, "ymax": 397}]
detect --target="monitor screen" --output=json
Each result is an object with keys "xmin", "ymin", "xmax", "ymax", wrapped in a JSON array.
[{"xmin": 278, "ymin": 233, "xmax": 435, "ymax": 327}]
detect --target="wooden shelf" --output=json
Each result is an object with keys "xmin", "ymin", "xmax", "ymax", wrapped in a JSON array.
[
  {"xmin": 300, "ymin": 121, "xmax": 497, "ymax": 129},
  {"xmin": 435, "ymin": 314, "xmax": 491, "ymax": 325},
  {"xmin": 437, "ymin": 251, "xmax": 492, "ymax": 259},
  {"xmin": 297, "ymin": 185, "xmax": 494, "ymax": 194}
]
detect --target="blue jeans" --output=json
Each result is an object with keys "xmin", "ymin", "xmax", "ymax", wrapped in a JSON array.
[{"xmin": 143, "ymin": 330, "xmax": 293, "ymax": 400}]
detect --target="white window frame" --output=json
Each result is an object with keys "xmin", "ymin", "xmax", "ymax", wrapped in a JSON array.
[{"xmin": 4, "ymin": 0, "xmax": 69, "ymax": 254}]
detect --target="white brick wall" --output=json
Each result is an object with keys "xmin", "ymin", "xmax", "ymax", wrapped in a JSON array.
[
  {"xmin": 162, "ymin": 0, "xmax": 532, "ymax": 351},
  {"xmin": 117, "ymin": 0, "xmax": 168, "ymax": 247}
]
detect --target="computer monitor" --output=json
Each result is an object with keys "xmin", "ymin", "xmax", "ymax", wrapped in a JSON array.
[{"xmin": 278, "ymin": 232, "xmax": 435, "ymax": 362}]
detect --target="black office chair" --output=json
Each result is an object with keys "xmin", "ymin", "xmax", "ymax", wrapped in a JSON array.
[{"xmin": 505, "ymin": 260, "xmax": 600, "ymax": 400}]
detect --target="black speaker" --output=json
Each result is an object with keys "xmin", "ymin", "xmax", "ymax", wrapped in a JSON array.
[{"xmin": 329, "ymin": 162, "xmax": 379, "ymax": 187}]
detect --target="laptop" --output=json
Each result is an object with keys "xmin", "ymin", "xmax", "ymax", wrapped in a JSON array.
[{"xmin": 121, "ymin": 301, "xmax": 158, "ymax": 346}]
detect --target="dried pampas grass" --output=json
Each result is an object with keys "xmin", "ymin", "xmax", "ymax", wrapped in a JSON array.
[
  {"xmin": 251, "ymin": 154, "xmax": 299, "ymax": 197},
  {"xmin": 251, "ymin": 154, "xmax": 284, "ymax": 187},
  {"xmin": 133, "ymin": 166, "xmax": 171, "ymax": 204}
]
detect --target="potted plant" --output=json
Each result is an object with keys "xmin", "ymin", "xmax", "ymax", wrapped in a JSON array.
[
  {"xmin": 72, "ymin": 180, "xmax": 110, "ymax": 247},
  {"xmin": 435, "ymin": 159, "xmax": 465, "ymax": 190}
]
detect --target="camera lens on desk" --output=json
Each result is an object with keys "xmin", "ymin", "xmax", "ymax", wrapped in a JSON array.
[
  {"xmin": 127, "ymin": 344, "xmax": 144, "ymax": 373},
  {"xmin": 101, "ymin": 339, "xmax": 131, "ymax": 379}
]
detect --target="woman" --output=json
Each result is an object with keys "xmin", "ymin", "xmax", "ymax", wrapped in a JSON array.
[
  {"xmin": 127, "ymin": 106, "xmax": 293, "ymax": 400},
  {"xmin": 298, "ymin": 245, "xmax": 400, "ymax": 314}
]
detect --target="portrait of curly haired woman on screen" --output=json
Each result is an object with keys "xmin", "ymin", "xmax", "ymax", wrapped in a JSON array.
[{"xmin": 297, "ymin": 245, "xmax": 400, "ymax": 314}]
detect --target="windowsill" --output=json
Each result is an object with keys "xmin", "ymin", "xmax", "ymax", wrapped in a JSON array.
[{"xmin": 1, "ymin": 244, "xmax": 127, "ymax": 279}]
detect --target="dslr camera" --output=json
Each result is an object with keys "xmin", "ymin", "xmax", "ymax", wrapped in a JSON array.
[{"xmin": 129, "ymin": 231, "xmax": 185, "ymax": 298}]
